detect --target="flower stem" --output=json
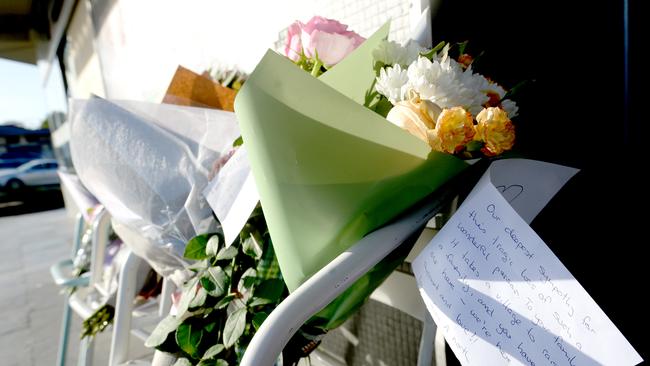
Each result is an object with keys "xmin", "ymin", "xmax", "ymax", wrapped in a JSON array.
[{"xmin": 311, "ymin": 60, "xmax": 323, "ymax": 77}]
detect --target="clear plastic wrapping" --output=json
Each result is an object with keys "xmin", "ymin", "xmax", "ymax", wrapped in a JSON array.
[{"xmin": 69, "ymin": 98, "xmax": 239, "ymax": 277}]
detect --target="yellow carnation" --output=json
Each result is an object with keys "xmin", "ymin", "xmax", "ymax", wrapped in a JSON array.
[
  {"xmin": 475, "ymin": 107, "xmax": 515, "ymax": 156},
  {"xmin": 429, "ymin": 107, "xmax": 475, "ymax": 153}
]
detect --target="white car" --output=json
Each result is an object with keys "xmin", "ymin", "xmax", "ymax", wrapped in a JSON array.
[{"xmin": 0, "ymin": 159, "xmax": 60, "ymax": 191}]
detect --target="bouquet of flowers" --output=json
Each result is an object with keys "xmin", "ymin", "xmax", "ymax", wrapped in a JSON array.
[
  {"xmin": 372, "ymin": 39, "xmax": 517, "ymax": 158},
  {"xmin": 142, "ymin": 17, "xmax": 523, "ymax": 365},
  {"xmin": 235, "ymin": 16, "xmax": 520, "ymax": 333},
  {"xmin": 122, "ymin": 68, "xmax": 291, "ymax": 365}
]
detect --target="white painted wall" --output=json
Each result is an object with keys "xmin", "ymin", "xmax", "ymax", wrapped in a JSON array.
[
  {"xmin": 64, "ymin": 0, "xmax": 106, "ymax": 98},
  {"xmin": 92, "ymin": 0, "xmax": 422, "ymax": 102}
]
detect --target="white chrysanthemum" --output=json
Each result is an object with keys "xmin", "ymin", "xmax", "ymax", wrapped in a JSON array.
[
  {"xmin": 406, "ymin": 53, "xmax": 489, "ymax": 115},
  {"xmin": 464, "ymin": 71, "xmax": 505, "ymax": 97},
  {"xmin": 375, "ymin": 64, "xmax": 410, "ymax": 103},
  {"xmin": 403, "ymin": 43, "xmax": 525, "ymax": 116},
  {"xmin": 500, "ymin": 99, "xmax": 519, "ymax": 118},
  {"xmin": 372, "ymin": 40, "xmax": 423, "ymax": 67},
  {"xmin": 459, "ymin": 71, "xmax": 499, "ymax": 115}
]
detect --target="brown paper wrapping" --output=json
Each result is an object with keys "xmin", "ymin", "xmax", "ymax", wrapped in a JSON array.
[{"xmin": 162, "ymin": 66, "xmax": 236, "ymax": 111}]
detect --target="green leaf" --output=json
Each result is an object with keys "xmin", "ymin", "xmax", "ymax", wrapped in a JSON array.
[
  {"xmin": 470, "ymin": 50, "xmax": 486, "ymax": 69},
  {"xmin": 364, "ymin": 89, "xmax": 379, "ymax": 108},
  {"xmin": 421, "ymin": 41, "xmax": 446, "ymax": 59},
  {"xmin": 223, "ymin": 264, "xmax": 233, "ymax": 278},
  {"xmin": 248, "ymin": 297, "xmax": 272, "ymax": 307},
  {"xmin": 253, "ymin": 278, "xmax": 285, "ymax": 303},
  {"xmin": 200, "ymin": 277, "xmax": 216, "ymax": 293},
  {"xmin": 176, "ymin": 278, "xmax": 199, "ymax": 317},
  {"xmin": 145, "ymin": 315, "xmax": 182, "ymax": 347},
  {"xmin": 184, "ymin": 234, "xmax": 215, "ymax": 260},
  {"xmin": 153, "ymin": 330, "xmax": 182, "ymax": 354},
  {"xmin": 190, "ymin": 287, "xmax": 208, "ymax": 309},
  {"xmin": 248, "ymin": 205, "xmax": 264, "ymax": 219},
  {"xmin": 202, "ymin": 344, "xmax": 225, "ymax": 360},
  {"xmin": 232, "ymin": 136, "xmax": 243, "ymax": 147},
  {"xmin": 205, "ymin": 267, "xmax": 229, "ymax": 298},
  {"xmin": 199, "ymin": 360, "xmax": 229, "ymax": 366},
  {"xmin": 227, "ymin": 298, "xmax": 246, "ymax": 315},
  {"xmin": 204, "ymin": 322, "xmax": 217, "ymax": 333},
  {"xmin": 372, "ymin": 97, "xmax": 393, "ymax": 118},
  {"xmin": 373, "ymin": 61, "xmax": 385, "ymax": 75},
  {"xmin": 201, "ymin": 307, "xmax": 215, "ymax": 317},
  {"xmin": 198, "ymin": 360, "xmax": 228, "ymax": 366},
  {"xmin": 187, "ymin": 259, "xmax": 209, "ymax": 272},
  {"xmin": 173, "ymin": 358, "xmax": 192, "ymax": 366},
  {"xmin": 222, "ymin": 308, "xmax": 247, "ymax": 348},
  {"xmin": 457, "ymin": 40, "xmax": 469, "ymax": 55},
  {"xmin": 242, "ymin": 276, "xmax": 257, "ymax": 289},
  {"xmin": 206, "ymin": 235, "xmax": 221, "ymax": 257},
  {"xmin": 502, "ymin": 79, "xmax": 533, "ymax": 101},
  {"xmin": 215, "ymin": 294, "xmax": 236, "ymax": 309},
  {"xmin": 252, "ymin": 312, "xmax": 269, "ymax": 330},
  {"xmin": 175, "ymin": 321, "xmax": 204, "ymax": 357},
  {"xmin": 237, "ymin": 268, "xmax": 257, "ymax": 292},
  {"xmin": 216, "ymin": 245, "xmax": 238, "ymax": 261},
  {"xmin": 466, "ymin": 140, "xmax": 484, "ymax": 152},
  {"xmin": 242, "ymin": 232, "xmax": 263, "ymax": 259}
]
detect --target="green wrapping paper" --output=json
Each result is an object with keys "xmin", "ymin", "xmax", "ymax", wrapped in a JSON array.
[{"xmin": 235, "ymin": 24, "xmax": 468, "ymax": 329}]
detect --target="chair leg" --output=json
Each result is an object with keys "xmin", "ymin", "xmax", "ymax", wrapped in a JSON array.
[
  {"xmin": 108, "ymin": 249, "xmax": 143, "ymax": 366},
  {"xmin": 55, "ymin": 213, "xmax": 87, "ymax": 366},
  {"xmin": 56, "ymin": 294, "xmax": 73, "ymax": 366},
  {"xmin": 77, "ymin": 335, "xmax": 95, "ymax": 366},
  {"xmin": 90, "ymin": 210, "xmax": 111, "ymax": 287},
  {"xmin": 417, "ymin": 311, "xmax": 437, "ymax": 366},
  {"xmin": 434, "ymin": 326, "xmax": 447, "ymax": 366}
]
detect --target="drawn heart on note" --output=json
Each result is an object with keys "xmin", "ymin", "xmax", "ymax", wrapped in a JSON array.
[{"xmin": 495, "ymin": 184, "xmax": 524, "ymax": 203}]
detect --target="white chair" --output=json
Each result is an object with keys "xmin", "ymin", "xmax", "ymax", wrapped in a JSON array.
[
  {"xmin": 60, "ymin": 211, "xmax": 175, "ymax": 366},
  {"xmin": 66, "ymin": 207, "xmax": 113, "ymax": 366},
  {"xmin": 51, "ymin": 211, "xmax": 91, "ymax": 366},
  {"xmin": 51, "ymin": 171, "xmax": 104, "ymax": 366},
  {"xmin": 50, "ymin": 206, "xmax": 113, "ymax": 366},
  {"xmin": 51, "ymin": 175, "xmax": 171, "ymax": 366},
  {"xmin": 101, "ymin": 218, "xmax": 178, "ymax": 366},
  {"xmin": 107, "ymin": 245, "xmax": 174, "ymax": 366},
  {"xmin": 241, "ymin": 185, "xmax": 458, "ymax": 366}
]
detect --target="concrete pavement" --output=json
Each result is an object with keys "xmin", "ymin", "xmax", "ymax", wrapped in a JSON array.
[{"xmin": 0, "ymin": 208, "xmax": 114, "ymax": 365}]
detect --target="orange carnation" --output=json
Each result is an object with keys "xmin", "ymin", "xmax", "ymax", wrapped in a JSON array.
[
  {"xmin": 475, "ymin": 107, "xmax": 515, "ymax": 156},
  {"xmin": 429, "ymin": 107, "xmax": 475, "ymax": 153}
]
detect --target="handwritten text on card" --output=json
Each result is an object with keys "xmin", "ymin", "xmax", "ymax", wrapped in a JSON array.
[{"xmin": 413, "ymin": 160, "xmax": 642, "ymax": 366}]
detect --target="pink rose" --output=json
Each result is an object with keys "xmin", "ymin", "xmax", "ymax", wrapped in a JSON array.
[
  {"xmin": 285, "ymin": 22, "xmax": 304, "ymax": 62},
  {"xmin": 284, "ymin": 16, "xmax": 365, "ymax": 67}
]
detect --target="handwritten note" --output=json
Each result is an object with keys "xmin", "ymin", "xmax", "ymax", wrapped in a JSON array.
[{"xmin": 413, "ymin": 159, "xmax": 642, "ymax": 366}]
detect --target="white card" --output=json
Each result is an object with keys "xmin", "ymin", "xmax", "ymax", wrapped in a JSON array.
[
  {"xmin": 203, "ymin": 146, "xmax": 260, "ymax": 246},
  {"xmin": 413, "ymin": 159, "xmax": 642, "ymax": 366}
]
